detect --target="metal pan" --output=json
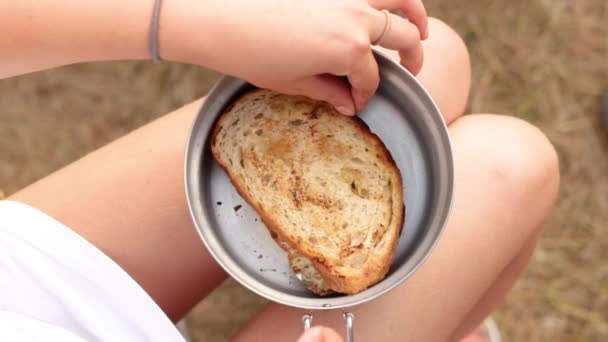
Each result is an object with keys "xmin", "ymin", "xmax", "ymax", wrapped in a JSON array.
[{"xmin": 185, "ymin": 51, "xmax": 453, "ymax": 340}]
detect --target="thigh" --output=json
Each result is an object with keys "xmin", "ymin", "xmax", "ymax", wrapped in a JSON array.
[
  {"xmin": 10, "ymin": 100, "xmax": 225, "ymax": 322},
  {"xmin": 375, "ymin": 17, "xmax": 471, "ymax": 124},
  {"xmin": 231, "ymin": 114, "xmax": 559, "ymax": 342},
  {"xmin": 8, "ymin": 17, "xmax": 473, "ymax": 323}
]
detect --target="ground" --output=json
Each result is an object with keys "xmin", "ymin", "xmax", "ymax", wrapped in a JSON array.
[{"xmin": 0, "ymin": 0, "xmax": 606, "ymax": 341}]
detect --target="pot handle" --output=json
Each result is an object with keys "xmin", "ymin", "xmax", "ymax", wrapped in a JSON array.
[{"xmin": 302, "ymin": 312, "xmax": 355, "ymax": 342}]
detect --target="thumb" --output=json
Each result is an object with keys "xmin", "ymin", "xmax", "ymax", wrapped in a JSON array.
[
  {"xmin": 266, "ymin": 75, "xmax": 356, "ymax": 116},
  {"xmin": 297, "ymin": 326, "xmax": 344, "ymax": 342}
]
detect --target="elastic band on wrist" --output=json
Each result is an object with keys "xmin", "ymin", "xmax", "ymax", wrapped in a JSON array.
[{"xmin": 149, "ymin": 0, "xmax": 163, "ymax": 63}]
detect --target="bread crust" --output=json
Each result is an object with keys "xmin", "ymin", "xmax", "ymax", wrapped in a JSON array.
[{"xmin": 210, "ymin": 89, "xmax": 404, "ymax": 295}]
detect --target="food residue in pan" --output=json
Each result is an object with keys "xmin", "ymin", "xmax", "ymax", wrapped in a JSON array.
[{"xmin": 234, "ymin": 204, "xmax": 242, "ymax": 213}]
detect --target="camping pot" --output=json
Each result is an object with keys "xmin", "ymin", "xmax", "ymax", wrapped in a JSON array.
[{"xmin": 184, "ymin": 50, "xmax": 454, "ymax": 341}]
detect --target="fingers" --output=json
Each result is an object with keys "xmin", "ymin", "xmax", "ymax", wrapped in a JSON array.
[
  {"xmin": 398, "ymin": 39, "xmax": 424, "ymax": 75},
  {"xmin": 266, "ymin": 75, "xmax": 355, "ymax": 116},
  {"xmin": 297, "ymin": 326, "xmax": 344, "ymax": 342},
  {"xmin": 370, "ymin": 12, "xmax": 420, "ymax": 51},
  {"xmin": 257, "ymin": 2, "xmax": 427, "ymax": 115},
  {"xmin": 372, "ymin": 44, "xmax": 423, "ymax": 75},
  {"xmin": 347, "ymin": 49, "xmax": 380, "ymax": 112},
  {"xmin": 368, "ymin": 11, "xmax": 424, "ymax": 75},
  {"xmin": 372, "ymin": 45, "xmax": 400, "ymax": 63},
  {"xmin": 367, "ymin": 0, "xmax": 428, "ymax": 39},
  {"xmin": 275, "ymin": 50, "xmax": 379, "ymax": 115}
]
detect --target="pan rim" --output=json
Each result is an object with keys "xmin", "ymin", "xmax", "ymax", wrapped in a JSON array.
[{"xmin": 184, "ymin": 51, "xmax": 454, "ymax": 310}]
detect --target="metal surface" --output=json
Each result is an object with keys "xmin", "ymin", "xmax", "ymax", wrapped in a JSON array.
[
  {"xmin": 300, "ymin": 312, "xmax": 354, "ymax": 342},
  {"xmin": 185, "ymin": 51, "xmax": 454, "ymax": 310},
  {"xmin": 344, "ymin": 312, "xmax": 355, "ymax": 342},
  {"xmin": 302, "ymin": 314, "xmax": 312, "ymax": 330}
]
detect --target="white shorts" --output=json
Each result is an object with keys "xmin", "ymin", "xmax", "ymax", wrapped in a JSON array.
[{"xmin": 0, "ymin": 200, "xmax": 184, "ymax": 341}]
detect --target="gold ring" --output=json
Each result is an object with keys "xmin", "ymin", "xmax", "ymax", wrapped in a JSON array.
[{"xmin": 372, "ymin": 10, "xmax": 392, "ymax": 45}]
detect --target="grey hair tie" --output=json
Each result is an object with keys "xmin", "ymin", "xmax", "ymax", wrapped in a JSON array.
[{"xmin": 149, "ymin": 0, "xmax": 162, "ymax": 63}]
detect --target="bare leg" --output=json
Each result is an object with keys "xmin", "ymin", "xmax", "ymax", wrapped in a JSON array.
[
  {"xmin": 450, "ymin": 235, "xmax": 538, "ymax": 341},
  {"xmin": 9, "ymin": 17, "xmax": 470, "ymax": 322},
  {"xmin": 232, "ymin": 114, "xmax": 559, "ymax": 342},
  {"xmin": 11, "ymin": 100, "xmax": 224, "ymax": 321},
  {"xmin": 375, "ymin": 18, "xmax": 471, "ymax": 125}
]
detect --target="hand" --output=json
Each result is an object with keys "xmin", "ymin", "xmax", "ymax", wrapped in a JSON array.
[
  {"xmin": 297, "ymin": 326, "xmax": 344, "ymax": 342},
  {"xmin": 161, "ymin": 0, "xmax": 428, "ymax": 115}
]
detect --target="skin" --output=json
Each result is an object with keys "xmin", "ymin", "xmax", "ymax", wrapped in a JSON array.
[
  {"xmin": 1, "ymin": 0, "xmax": 426, "ymax": 114},
  {"xmin": 1, "ymin": 1, "xmax": 560, "ymax": 341}
]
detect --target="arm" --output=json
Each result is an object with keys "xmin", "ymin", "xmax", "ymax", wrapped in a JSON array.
[
  {"xmin": 1, "ymin": 0, "xmax": 427, "ymax": 113},
  {"xmin": 0, "ymin": 0, "xmax": 151, "ymax": 78}
]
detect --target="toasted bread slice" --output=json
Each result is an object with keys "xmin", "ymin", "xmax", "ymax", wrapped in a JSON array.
[{"xmin": 211, "ymin": 89, "xmax": 404, "ymax": 295}]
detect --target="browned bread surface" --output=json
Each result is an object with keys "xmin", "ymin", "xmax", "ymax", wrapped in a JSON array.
[{"xmin": 211, "ymin": 89, "xmax": 404, "ymax": 295}]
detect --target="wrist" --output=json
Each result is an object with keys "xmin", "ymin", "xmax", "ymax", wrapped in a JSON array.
[
  {"xmin": 74, "ymin": 0, "xmax": 152, "ymax": 63},
  {"xmin": 0, "ymin": 0, "xmax": 153, "ymax": 77},
  {"xmin": 24, "ymin": 0, "xmax": 155, "ymax": 66},
  {"xmin": 156, "ymin": 1, "xmax": 224, "ymax": 70}
]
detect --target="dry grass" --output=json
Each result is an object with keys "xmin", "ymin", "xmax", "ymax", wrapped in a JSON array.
[
  {"xmin": 0, "ymin": 0, "xmax": 606, "ymax": 341},
  {"xmin": 425, "ymin": 1, "xmax": 608, "ymax": 340}
]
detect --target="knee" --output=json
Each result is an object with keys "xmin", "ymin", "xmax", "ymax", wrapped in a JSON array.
[
  {"xmin": 428, "ymin": 17, "xmax": 470, "ymax": 74},
  {"xmin": 455, "ymin": 115, "xmax": 560, "ymax": 229},
  {"xmin": 497, "ymin": 117, "xmax": 558, "ymax": 197},
  {"xmin": 425, "ymin": 17, "xmax": 471, "ymax": 119},
  {"xmin": 473, "ymin": 115, "xmax": 559, "ymax": 198}
]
